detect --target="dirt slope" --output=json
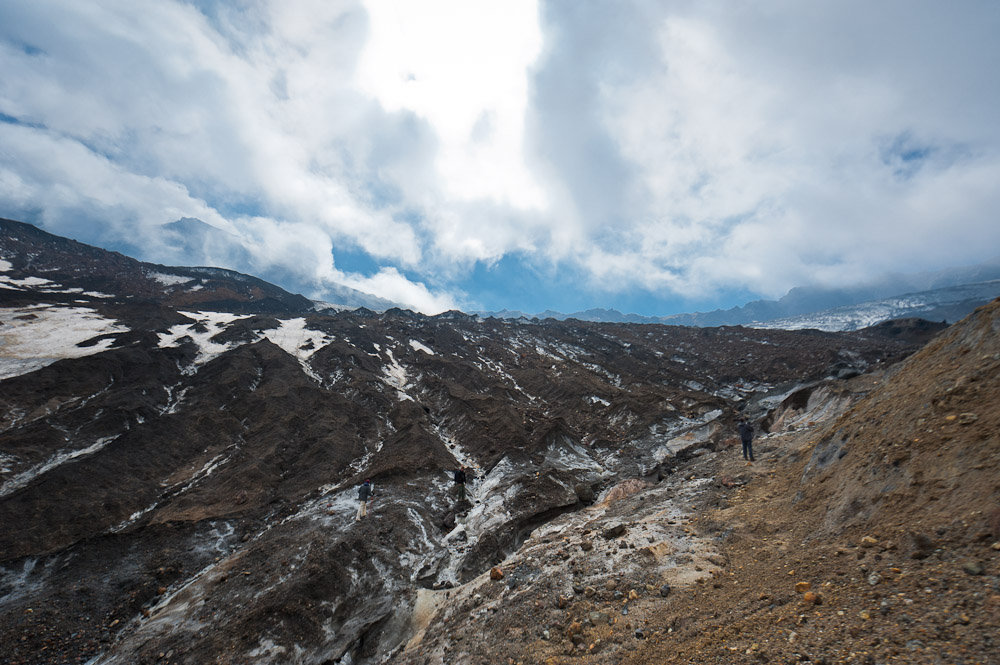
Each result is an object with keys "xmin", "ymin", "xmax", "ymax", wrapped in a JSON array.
[{"xmin": 437, "ymin": 298, "xmax": 998, "ymax": 665}]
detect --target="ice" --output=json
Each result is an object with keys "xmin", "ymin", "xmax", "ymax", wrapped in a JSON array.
[
  {"xmin": 0, "ymin": 435, "xmax": 118, "ymax": 498},
  {"xmin": 0, "ymin": 259, "xmax": 12, "ymax": 272},
  {"xmin": 0, "ymin": 306, "xmax": 129, "ymax": 380}
]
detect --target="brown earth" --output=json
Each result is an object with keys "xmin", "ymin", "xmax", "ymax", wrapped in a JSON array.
[{"xmin": 397, "ymin": 299, "xmax": 1000, "ymax": 665}]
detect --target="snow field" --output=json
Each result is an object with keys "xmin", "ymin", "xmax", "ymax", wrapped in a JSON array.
[{"xmin": 0, "ymin": 305, "xmax": 130, "ymax": 380}]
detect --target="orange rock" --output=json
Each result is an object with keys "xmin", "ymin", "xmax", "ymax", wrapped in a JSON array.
[
  {"xmin": 803, "ymin": 591, "xmax": 821, "ymax": 605},
  {"xmin": 794, "ymin": 581, "xmax": 811, "ymax": 593},
  {"xmin": 490, "ymin": 566, "xmax": 504, "ymax": 580}
]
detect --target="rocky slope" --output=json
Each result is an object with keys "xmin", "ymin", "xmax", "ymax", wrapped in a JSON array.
[
  {"xmin": 397, "ymin": 300, "xmax": 1000, "ymax": 665},
  {"xmin": 0, "ymin": 221, "xmax": 982, "ymax": 665}
]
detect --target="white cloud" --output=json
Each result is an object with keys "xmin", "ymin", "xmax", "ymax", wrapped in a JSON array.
[{"xmin": 1, "ymin": 0, "xmax": 998, "ymax": 314}]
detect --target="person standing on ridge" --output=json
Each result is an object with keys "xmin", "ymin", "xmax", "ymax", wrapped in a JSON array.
[
  {"xmin": 356, "ymin": 479, "xmax": 373, "ymax": 521},
  {"xmin": 738, "ymin": 418, "xmax": 755, "ymax": 464},
  {"xmin": 453, "ymin": 466, "xmax": 467, "ymax": 502}
]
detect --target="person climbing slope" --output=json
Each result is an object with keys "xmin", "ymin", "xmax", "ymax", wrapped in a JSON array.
[{"xmin": 356, "ymin": 479, "xmax": 373, "ymax": 521}]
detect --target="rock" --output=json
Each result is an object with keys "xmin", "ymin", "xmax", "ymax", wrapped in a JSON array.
[
  {"xmin": 957, "ymin": 412, "xmax": 978, "ymax": 425},
  {"xmin": 706, "ymin": 554, "xmax": 726, "ymax": 567},
  {"xmin": 580, "ymin": 541, "xmax": 594, "ymax": 552},
  {"xmin": 557, "ymin": 595, "xmax": 569, "ymax": 609},
  {"xmin": 867, "ymin": 573, "xmax": 881, "ymax": 586},
  {"xmin": 156, "ymin": 586, "xmax": 167, "ymax": 595},
  {"xmin": 567, "ymin": 621, "xmax": 583, "ymax": 636},
  {"xmin": 588, "ymin": 611, "xmax": 610, "ymax": 626},
  {"xmin": 543, "ymin": 629, "xmax": 551, "ymax": 640},
  {"xmin": 602, "ymin": 524, "xmax": 628, "ymax": 539},
  {"xmin": 909, "ymin": 532, "xmax": 935, "ymax": 559},
  {"xmin": 613, "ymin": 590, "xmax": 624, "ymax": 600},
  {"xmin": 634, "ymin": 629, "xmax": 645, "ymax": 639},
  {"xmin": 794, "ymin": 581, "xmax": 811, "ymax": 593},
  {"xmin": 991, "ymin": 542, "xmax": 1000, "ymax": 551},
  {"xmin": 659, "ymin": 584, "xmax": 671, "ymax": 597},
  {"xmin": 490, "ymin": 567, "xmax": 504, "ymax": 580},
  {"xmin": 574, "ymin": 484, "xmax": 595, "ymax": 503},
  {"xmin": 605, "ymin": 579, "xmax": 617, "ymax": 591},
  {"xmin": 860, "ymin": 536, "xmax": 878, "ymax": 548},
  {"xmin": 803, "ymin": 591, "xmax": 821, "ymax": 605},
  {"xmin": 628, "ymin": 589, "xmax": 639, "ymax": 600},
  {"xmin": 962, "ymin": 561, "xmax": 984, "ymax": 576},
  {"xmin": 572, "ymin": 584, "xmax": 584, "ymax": 595},
  {"xmin": 638, "ymin": 542, "xmax": 674, "ymax": 560},
  {"xmin": 584, "ymin": 586, "xmax": 596, "ymax": 597}
]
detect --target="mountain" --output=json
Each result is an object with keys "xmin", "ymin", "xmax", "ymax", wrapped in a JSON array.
[
  {"xmin": 752, "ymin": 279, "xmax": 1000, "ymax": 331},
  {"xmin": 1, "ymin": 220, "xmax": 996, "ymax": 664},
  {"xmin": 478, "ymin": 261, "xmax": 1000, "ymax": 330},
  {"xmin": 70, "ymin": 216, "xmax": 405, "ymax": 313},
  {"xmin": 661, "ymin": 261, "xmax": 1000, "ymax": 327},
  {"xmin": 0, "ymin": 217, "xmax": 314, "ymax": 315}
]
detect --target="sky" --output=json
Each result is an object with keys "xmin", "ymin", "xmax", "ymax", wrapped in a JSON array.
[{"xmin": 1, "ymin": 1, "xmax": 998, "ymax": 315}]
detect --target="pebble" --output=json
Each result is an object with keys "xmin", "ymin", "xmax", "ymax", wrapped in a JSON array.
[
  {"xmin": 588, "ymin": 611, "xmax": 610, "ymax": 626},
  {"xmin": 803, "ymin": 591, "xmax": 821, "ymax": 605},
  {"xmin": 991, "ymin": 542, "xmax": 1000, "ymax": 551},
  {"xmin": 867, "ymin": 573, "xmax": 881, "ymax": 586},
  {"xmin": 490, "ymin": 567, "xmax": 504, "ymax": 580},
  {"xmin": 659, "ymin": 584, "xmax": 672, "ymax": 598},
  {"xmin": 584, "ymin": 586, "xmax": 596, "ymax": 597},
  {"xmin": 580, "ymin": 541, "xmax": 594, "ymax": 552},
  {"xmin": 794, "ymin": 581, "xmax": 811, "ymax": 593},
  {"xmin": 957, "ymin": 412, "xmax": 978, "ymax": 425},
  {"xmin": 860, "ymin": 536, "xmax": 878, "ymax": 548},
  {"xmin": 961, "ymin": 561, "xmax": 984, "ymax": 576},
  {"xmin": 634, "ymin": 629, "xmax": 645, "ymax": 639}
]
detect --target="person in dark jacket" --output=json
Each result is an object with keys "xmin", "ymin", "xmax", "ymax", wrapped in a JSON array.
[
  {"xmin": 356, "ymin": 479, "xmax": 373, "ymax": 521},
  {"xmin": 738, "ymin": 419, "xmax": 755, "ymax": 463},
  {"xmin": 453, "ymin": 466, "xmax": 467, "ymax": 501}
]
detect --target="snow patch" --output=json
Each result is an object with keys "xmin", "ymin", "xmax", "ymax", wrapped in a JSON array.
[
  {"xmin": 409, "ymin": 339, "xmax": 434, "ymax": 355},
  {"xmin": 0, "ymin": 306, "xmax": 129, "ymax": 379},
  {"xmin": 157, "ymin": 311, "xmax": 253, "ymax": 365},
  {"xmin": 147, "ymin": 271, "xmax": 194, "ymax": 286},
  {"xmin": 261, "ymin": 318, "xmax": 333, "ymax": 363}
]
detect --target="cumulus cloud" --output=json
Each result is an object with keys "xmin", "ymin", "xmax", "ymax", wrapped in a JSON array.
[{"xmin": 1, "ymin": 0, "xmax": 998, "ymax": 313}]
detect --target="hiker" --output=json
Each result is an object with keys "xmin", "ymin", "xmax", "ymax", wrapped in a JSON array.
[
  {"xmin": 453, "ymin": 466, "xmax": 467, "ymax": 501},
  {"xmin": 356, "ymin": 479, "xmax": 373, "ymax": 521},
  {"xmin": 738, "ymin": 419, "xmax": 755, "ymax": 463}
]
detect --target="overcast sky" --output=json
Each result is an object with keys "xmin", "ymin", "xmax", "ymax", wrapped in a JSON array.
[{"xmin": 1, "ymin": 1, "xmax": 998, "ymax": 315}]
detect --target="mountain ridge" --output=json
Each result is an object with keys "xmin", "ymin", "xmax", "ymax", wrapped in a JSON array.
[{"xmin": 1, "ymin": 219, "xmax": 996, "ymax": 664}]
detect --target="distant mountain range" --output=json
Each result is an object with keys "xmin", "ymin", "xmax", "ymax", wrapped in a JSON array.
[
  {"xmin": 478, "ymin": 261, "xmax": 1000, "ymax": 331},
  {"xmin": 11, "ymin": 215, "xmax": 1000, "ymax": 330}
]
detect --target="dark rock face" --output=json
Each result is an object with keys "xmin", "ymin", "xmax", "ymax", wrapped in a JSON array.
[{"xmin": 0, "ymin": 221, "xmax": 941, "ymax": 664}]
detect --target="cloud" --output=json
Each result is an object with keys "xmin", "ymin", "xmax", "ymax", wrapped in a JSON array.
[
  {"xmin": 532, "ymin": 1, "xmax": 1000, "ymax": 298},
  {"xmin": 1, "ymin": 0, "xmax": 998, "ymax": 314}
]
